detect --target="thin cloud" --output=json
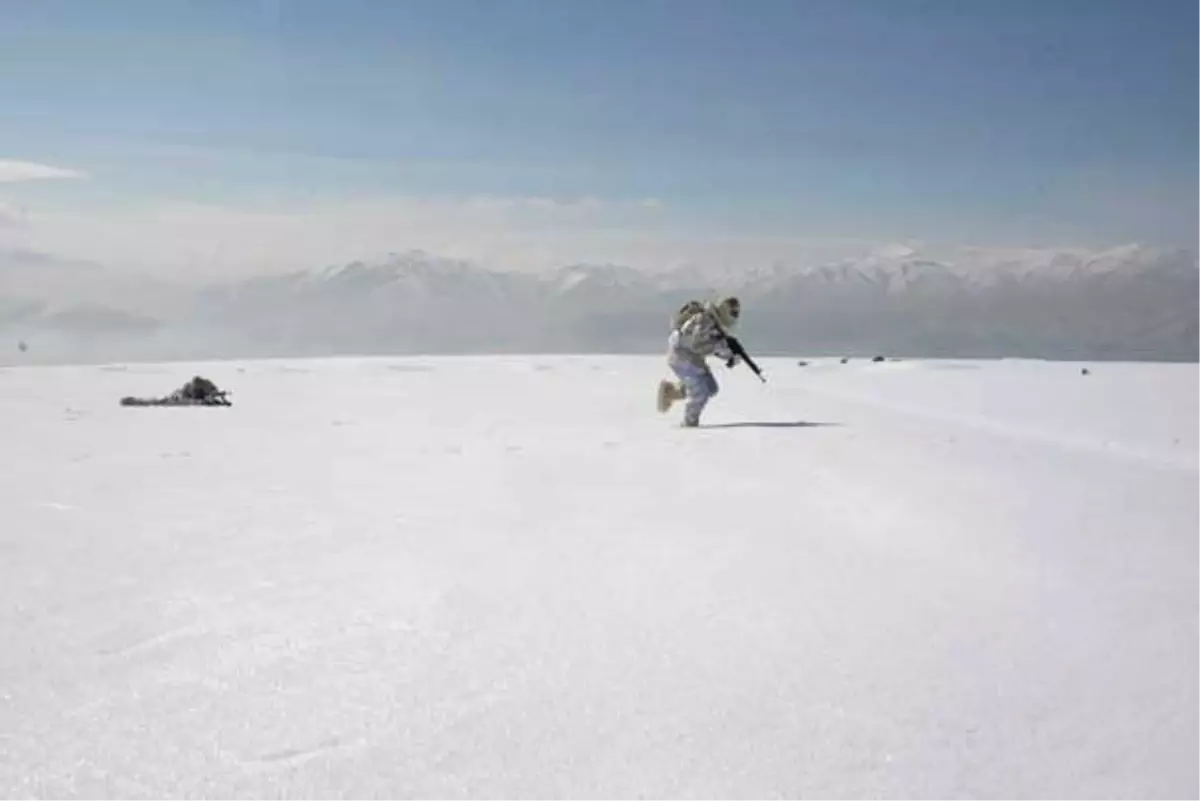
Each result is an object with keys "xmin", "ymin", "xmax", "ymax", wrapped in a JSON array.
[
  {"xmin": 0, "ymin": 159, "xmax": 89, "ymax": 183},
  {"xmin": 15, "ymin": 193, "xmax": 673, "ymax": 276},
  {"xmin": 17, "ymin": 192, "xmax": 890, "ymax": 280},
  {"xmin": 0, "ymin": 201, "xmax": 28, "ymax": 228}
]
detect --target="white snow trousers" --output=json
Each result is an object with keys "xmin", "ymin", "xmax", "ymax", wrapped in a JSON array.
[{"xmin": 668, "ymin": 357, "xmax": 719, "ymax": 425}]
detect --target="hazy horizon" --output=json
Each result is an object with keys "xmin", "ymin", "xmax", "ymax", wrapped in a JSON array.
[{"xmin": 3, "ymin": 242, "xmax": 1196, "ymax": 366}]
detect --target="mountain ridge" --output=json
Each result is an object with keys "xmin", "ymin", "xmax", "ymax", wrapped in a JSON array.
[{"xmin": 2, "ymin": 243, "xmax": 1196, "ymax": 364}]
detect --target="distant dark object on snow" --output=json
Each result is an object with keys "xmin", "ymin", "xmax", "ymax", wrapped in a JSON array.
[
  {"xmin": 840, "ymin": 357, "xmax": 849, "ymax": 364},
  {"xmin": 797, "ymin": 360, "xmax": 809, "ymax": 367},
  {"xmin": 1081, "ymin": 367, "xmax": 1091, "ymax": 376},
  {"xmin": 16, "ymin": 340, "xmax": 28, "ymax": 353},
  {"xmin": 121, "ymin": 375, "xmax": 232, "ymax": 407},
  {"xmin": 872, "ymin": 355, "xmax": 886, "ymax": 363}
]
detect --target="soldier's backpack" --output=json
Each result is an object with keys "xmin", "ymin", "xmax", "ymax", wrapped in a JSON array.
[{"xmin": 672, "ymin": 299, "xmax": 705, "ymax": 331}]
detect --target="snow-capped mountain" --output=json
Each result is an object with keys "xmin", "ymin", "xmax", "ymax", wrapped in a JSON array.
[
  {"xmin": 731, "ymin": 244, "xmax": 1197, "ymax": 361},
  {"xmin": 1, "ymin": 244, "xmax": 1196, "ymax": 364}
]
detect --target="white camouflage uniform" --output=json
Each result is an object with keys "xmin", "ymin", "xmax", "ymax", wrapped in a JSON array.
[{"xmin": 665, "ymin": 298, "xmax": 741, "ymax": 426}]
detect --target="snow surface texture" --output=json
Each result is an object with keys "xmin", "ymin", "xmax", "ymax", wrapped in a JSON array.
[{"xmin": 1, "ymin": 356, "xmax": 1196, "ymax": 799}]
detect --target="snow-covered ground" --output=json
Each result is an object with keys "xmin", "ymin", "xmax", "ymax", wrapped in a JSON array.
[{"xmin": 1, "ymin": 355, "xmax": 1196, "ymax": 799}]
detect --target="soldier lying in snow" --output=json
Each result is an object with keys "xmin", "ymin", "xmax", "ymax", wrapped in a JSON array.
[{"xmin": 120, "ymin": 376, "xmax": 232, "ymax": 407}]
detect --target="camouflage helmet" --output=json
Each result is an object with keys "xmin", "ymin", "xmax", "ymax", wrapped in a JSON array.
[{"xmin": 712, "ymin": 296, "xmax": 741, "ymax": 329}]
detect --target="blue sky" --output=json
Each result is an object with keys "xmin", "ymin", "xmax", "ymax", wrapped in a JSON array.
[{"xmin": 0, "ymin": 0, "xmax": 1195, "ymax": 274}]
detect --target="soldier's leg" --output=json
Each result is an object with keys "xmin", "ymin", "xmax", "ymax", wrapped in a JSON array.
[{"xmin": 669, "ymin": 361, "xmax": 719, "ymax": 426}]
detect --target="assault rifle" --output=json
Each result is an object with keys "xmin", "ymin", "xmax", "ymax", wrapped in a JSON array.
[{"xmin": 723, "ymin": 334, "xmax": 766, "ymax": 383}]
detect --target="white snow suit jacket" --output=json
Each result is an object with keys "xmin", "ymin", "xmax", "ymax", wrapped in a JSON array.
[{"xmin": 668, "ymin": 306, "xmax": 737, "ymax": 368}]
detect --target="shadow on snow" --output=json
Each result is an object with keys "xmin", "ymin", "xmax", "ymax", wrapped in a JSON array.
[{"xmin": 699, "ymin": 420, "xmax": 841, "ymax": 430}]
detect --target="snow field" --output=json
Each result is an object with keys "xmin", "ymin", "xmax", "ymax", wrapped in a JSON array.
[{"xmin": 0, "ymin": 355, "xmax": 1195, "ymax": 798}]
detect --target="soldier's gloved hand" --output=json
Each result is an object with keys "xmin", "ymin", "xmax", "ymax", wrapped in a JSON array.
[{"xmin": 726, "ymin": 356, "xmax": 740, "ymax": 368}]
